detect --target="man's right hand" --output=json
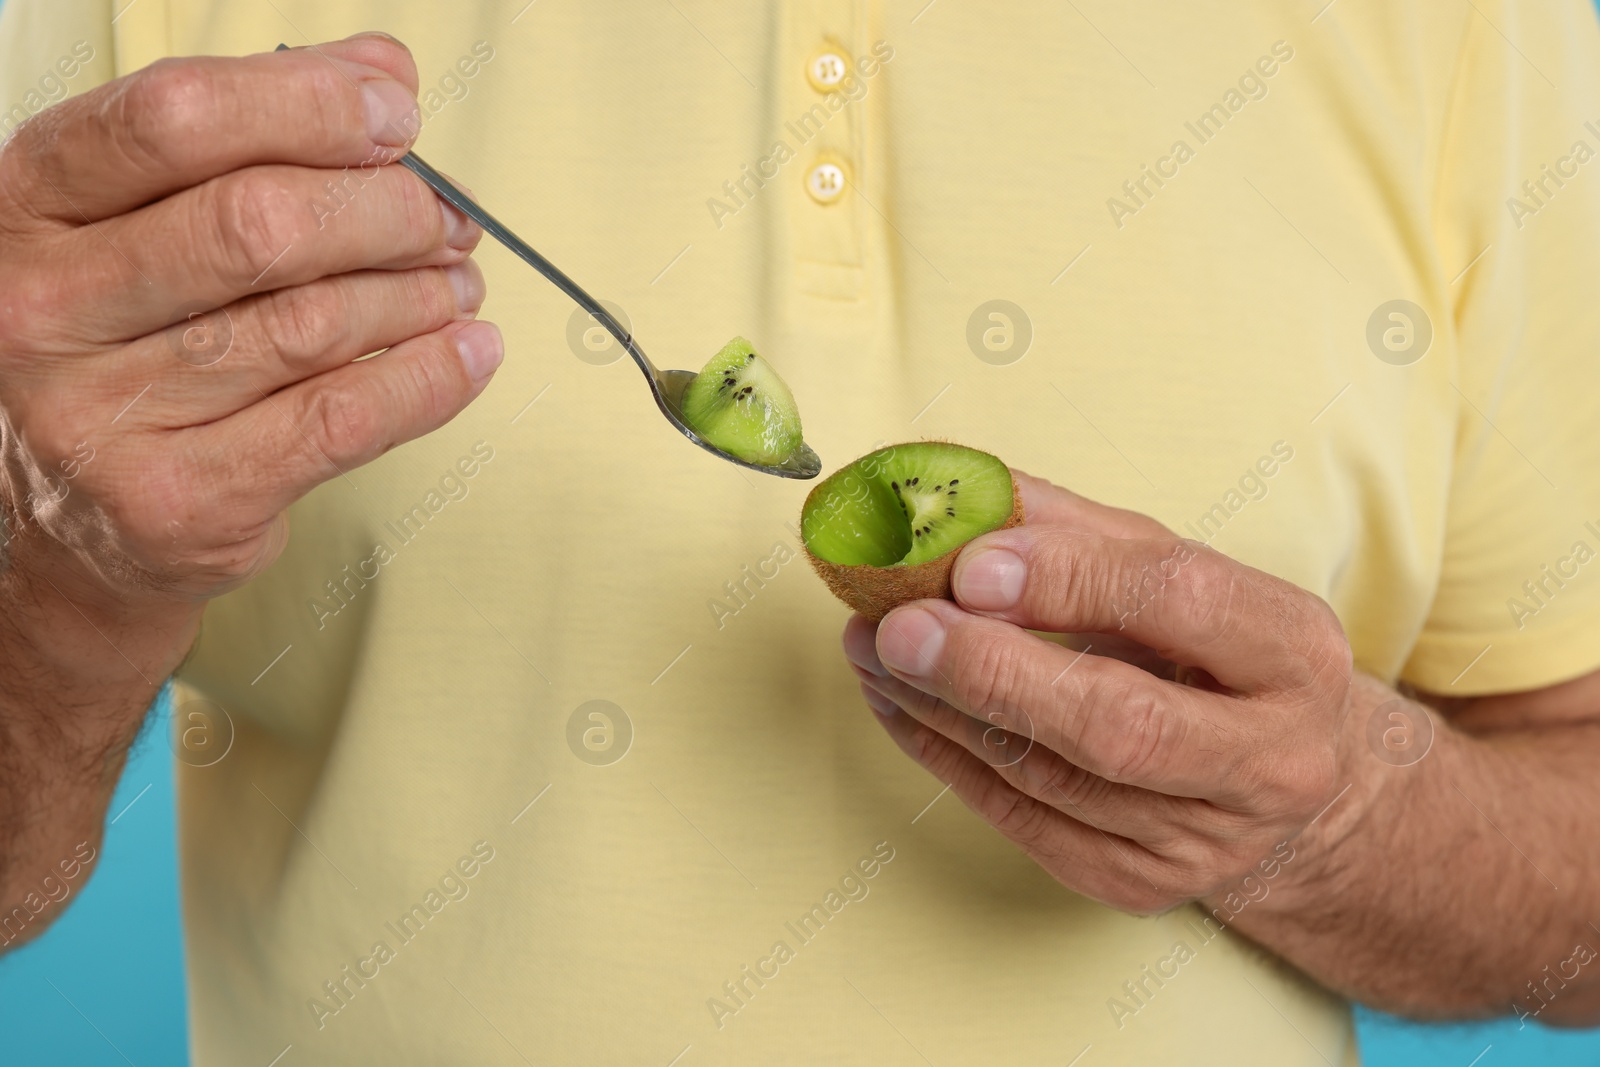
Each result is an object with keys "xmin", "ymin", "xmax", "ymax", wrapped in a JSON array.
[{"xmin": 0, "ymin": 33, "xmax": 497, "ymax": 946}]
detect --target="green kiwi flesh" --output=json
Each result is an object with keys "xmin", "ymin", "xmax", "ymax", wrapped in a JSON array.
[
  {"xmin": 800, "ymin": 443, "xmax": 1022, "ymax": 619},
  {"xmin": 803, "ymin": 443, "xmax": 1014, "ymax": 566},
  {"xmin": 679, "ymin": 337, "xmax": 803, "ymax": 465}
]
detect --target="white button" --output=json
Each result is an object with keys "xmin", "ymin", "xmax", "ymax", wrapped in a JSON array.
[
  {"xmin": 806, "ymin": 49, "xmax": 850, "ymax": 92},
  {"xmin": 805, "ymin": 160, "xmax": 848, "ymax": 204}
]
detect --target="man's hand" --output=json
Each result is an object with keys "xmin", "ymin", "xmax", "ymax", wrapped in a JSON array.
[
  {"xmin": 0, "ymin": 33, "xmax": 495, "ymax": 609},
  {"xmin": 842, "ymin": 472, "xmax": 1353, "ymax": 913},
  {"xmin": 0, "ymin": 33, "xmax": 496, "ymax": 948},
  {"xmin": 845, "ymin": 472, "xmax": 1600, "ymax": 1024}
]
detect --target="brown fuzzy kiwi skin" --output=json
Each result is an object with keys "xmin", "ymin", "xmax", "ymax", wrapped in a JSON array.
[{"xmin": 803, "ymin": 473, "xmax": 1024, "ymax": 622}]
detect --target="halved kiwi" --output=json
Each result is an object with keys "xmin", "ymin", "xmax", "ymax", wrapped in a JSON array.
[
  {"xmin": 801, "ymin": 442, "xmax": 1023, "ymax": 620},
  {"xmin": 680, "ymin": 337, "xmax": 803, "ymax": 465}
]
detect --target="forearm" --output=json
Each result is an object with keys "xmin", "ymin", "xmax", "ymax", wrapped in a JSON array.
[
  {"xmin": 1218, "ymin": 674, "xmax": 1600, "ymax": 1024},
  {"xmin": 0, "ymin": 516, "xmax": 199, "ymax": 950}
]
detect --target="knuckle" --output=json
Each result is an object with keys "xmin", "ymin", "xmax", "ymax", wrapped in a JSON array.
[
  {"xmin": 1271, "ymin": 590, "xmax": 1351, "ymax": 695},
  {"xmin": 1062, "ymin": 673, "xmax": 1113, "ymax": 760},
  {"xmin": 1306, "ymin": 599, "xmax": 1353, "ymax": 684},
  {"xmin": 391, "ymin": 169, "xmax": 444, "ymax": 248},
  {"xmin": 0, "ymin": 113, "xmax": 64, "ymax": 207},
  {"xmin": 1171, "ymin": 549, "xmax": 1239, "ymax": 637},
  {"xmin": 394, "ymin": 338, "xmax": 466, "ymax": 425},
  {"xmin": 261, "ymin": 285, "xmax": 346, "ymax": 365},
  {"xmin": 1131, "ymin": 812, "xmax": 1189, "ymax": 858},
  {"xmin": 405, "ymin": 268, "xmax": 458, "ymax": 326},
  {"xmin": 953, "ymin": 629, "xmax": 1028, "ymax": 718},
  {"xmin": 898, "ymin": 686, "xmax": 943, "ymax": 722},
  {"xmin": 300, "ymin": 63, "xmax": 366, "ymax": 142},
  {"xmin": 115, "ymin": 60, "xmax": 218, "ymax": 171},
  {"xmin": 304, "ymin": 383, "xmax": 376, "ymax": 460},
  {"xmin": 1034, "ymin": 532, "xmax": 1094, "ymax": 612},
  {"xmin": 211, "ymin": 169, "xmax": 308, "ymax": 284},
  {"xmin": 904, "ymin": 720, "xmax": 943, "ymax": 768},
  {"xmin": 1018, "ymin": 756, "xmax": 1073, "ymax": 804},
  {"xmin": 988, "ymin": 787, "xmax": 1056, "ymax": 848},
  {"xmin": 1103, "ymin": 683, "xmax": 1170, "ymax": 782},
  {"xmin": 1068, "ymin": 769, "xmax": 1119, "ymax": 816},
  {"xmin": 1173, "ymin": 836, "xmax": 1240, "ymax": 888},
  {"xmin": 1020, "ymin": 755, "xmax": 1098, "ymax": 812}
]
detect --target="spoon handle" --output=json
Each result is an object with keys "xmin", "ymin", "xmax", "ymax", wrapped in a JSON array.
[
  {"xmin": 398, "ymin": 152, "xmax": 640, "ymax": 361},
  {"xmin": 271, "ymin": 44, "xmax": 639, "ymax": 367}
]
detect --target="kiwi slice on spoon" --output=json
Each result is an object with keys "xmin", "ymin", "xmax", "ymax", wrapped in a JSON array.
[
  {"xmin": 679, "ymin": 337, "xmax": 804, "ymax": 466},
  {"xmin": 801, "ymin": 442, "xmax": 1023, "ymax": 620}
]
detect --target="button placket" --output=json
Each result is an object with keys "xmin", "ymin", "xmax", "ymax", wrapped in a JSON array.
[{"xmin": 786, "ymin": 0, "xmax": 866, "ymax": 300}]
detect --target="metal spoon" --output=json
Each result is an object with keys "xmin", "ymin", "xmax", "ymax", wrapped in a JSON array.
[{"xmin": 275, "ymin": 44, "xmax": 819, "ymax": 479}]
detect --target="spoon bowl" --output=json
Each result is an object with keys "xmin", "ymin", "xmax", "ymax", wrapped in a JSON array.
[{"xmin": 653, "ymin": 369, "xmax": 822, "ymax": 479}]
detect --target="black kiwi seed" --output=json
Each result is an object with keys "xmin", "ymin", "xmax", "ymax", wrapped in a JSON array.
[{"xmin": 949, "ymin": 479, "xmax": 959, "ymax": 485}]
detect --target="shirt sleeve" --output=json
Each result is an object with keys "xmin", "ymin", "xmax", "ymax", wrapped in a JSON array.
[
  {"xmin": 1404, "ymin": 0, "xmax": 1600, "ymax": 694},
  {"xmin": 0, "ymin": 0, "xmax": 116, "ymax": 140}
]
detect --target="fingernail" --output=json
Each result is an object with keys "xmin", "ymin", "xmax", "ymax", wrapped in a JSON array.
[
  {"xmin": 455, "ymin": 321, "xmax": 503, "ymax": 383},
  {"xmin": 443, "ymin": 262, "xmax": 485, "ymax": 313},
  {"xmin": 877, "ymin": 608, "xmax": 945, "ymax": 678},
  {"xmin": 955, "ymin": 548, "xmax": 1026, "ymax": 610},
  {"xmin": 347, "ymin": 30, "xmax": 403, "ymax": 45},
  {"xmin": 861, "ymin": 684, "xmax": 899, "ymax": 718},
  {"xmin": 843, "ymin": 620, "xmax": 887, "ymax": 676},
  {"xmin": 441, "ymin": 200, "xmax": 479, "ymax": 249},
  {"xmin": 361, "ymin": 79, "xmax": 420, "ymax": 147},
  {"xmin": 848, "ymin": 645, "xmax": 887, "ymax": 677}
]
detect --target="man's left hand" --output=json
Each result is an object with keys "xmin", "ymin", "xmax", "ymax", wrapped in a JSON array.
[{"xmin": 843, "ymin": 471, "xmax": 1360, "ymax": 912}]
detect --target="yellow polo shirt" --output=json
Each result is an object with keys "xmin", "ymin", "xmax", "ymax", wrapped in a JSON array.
[{"xmin": 7, "ymin": 0, "xmax": 1600, "ymax": 1062}]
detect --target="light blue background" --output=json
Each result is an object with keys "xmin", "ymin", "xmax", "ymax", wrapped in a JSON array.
[
  {"xmin": 0, "ymin": 690, "xmax": 189, "ymax": 1065},
  {"xmin": 1, "ymin": 0, "xmax": 1598, "ymax": 1060}
]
